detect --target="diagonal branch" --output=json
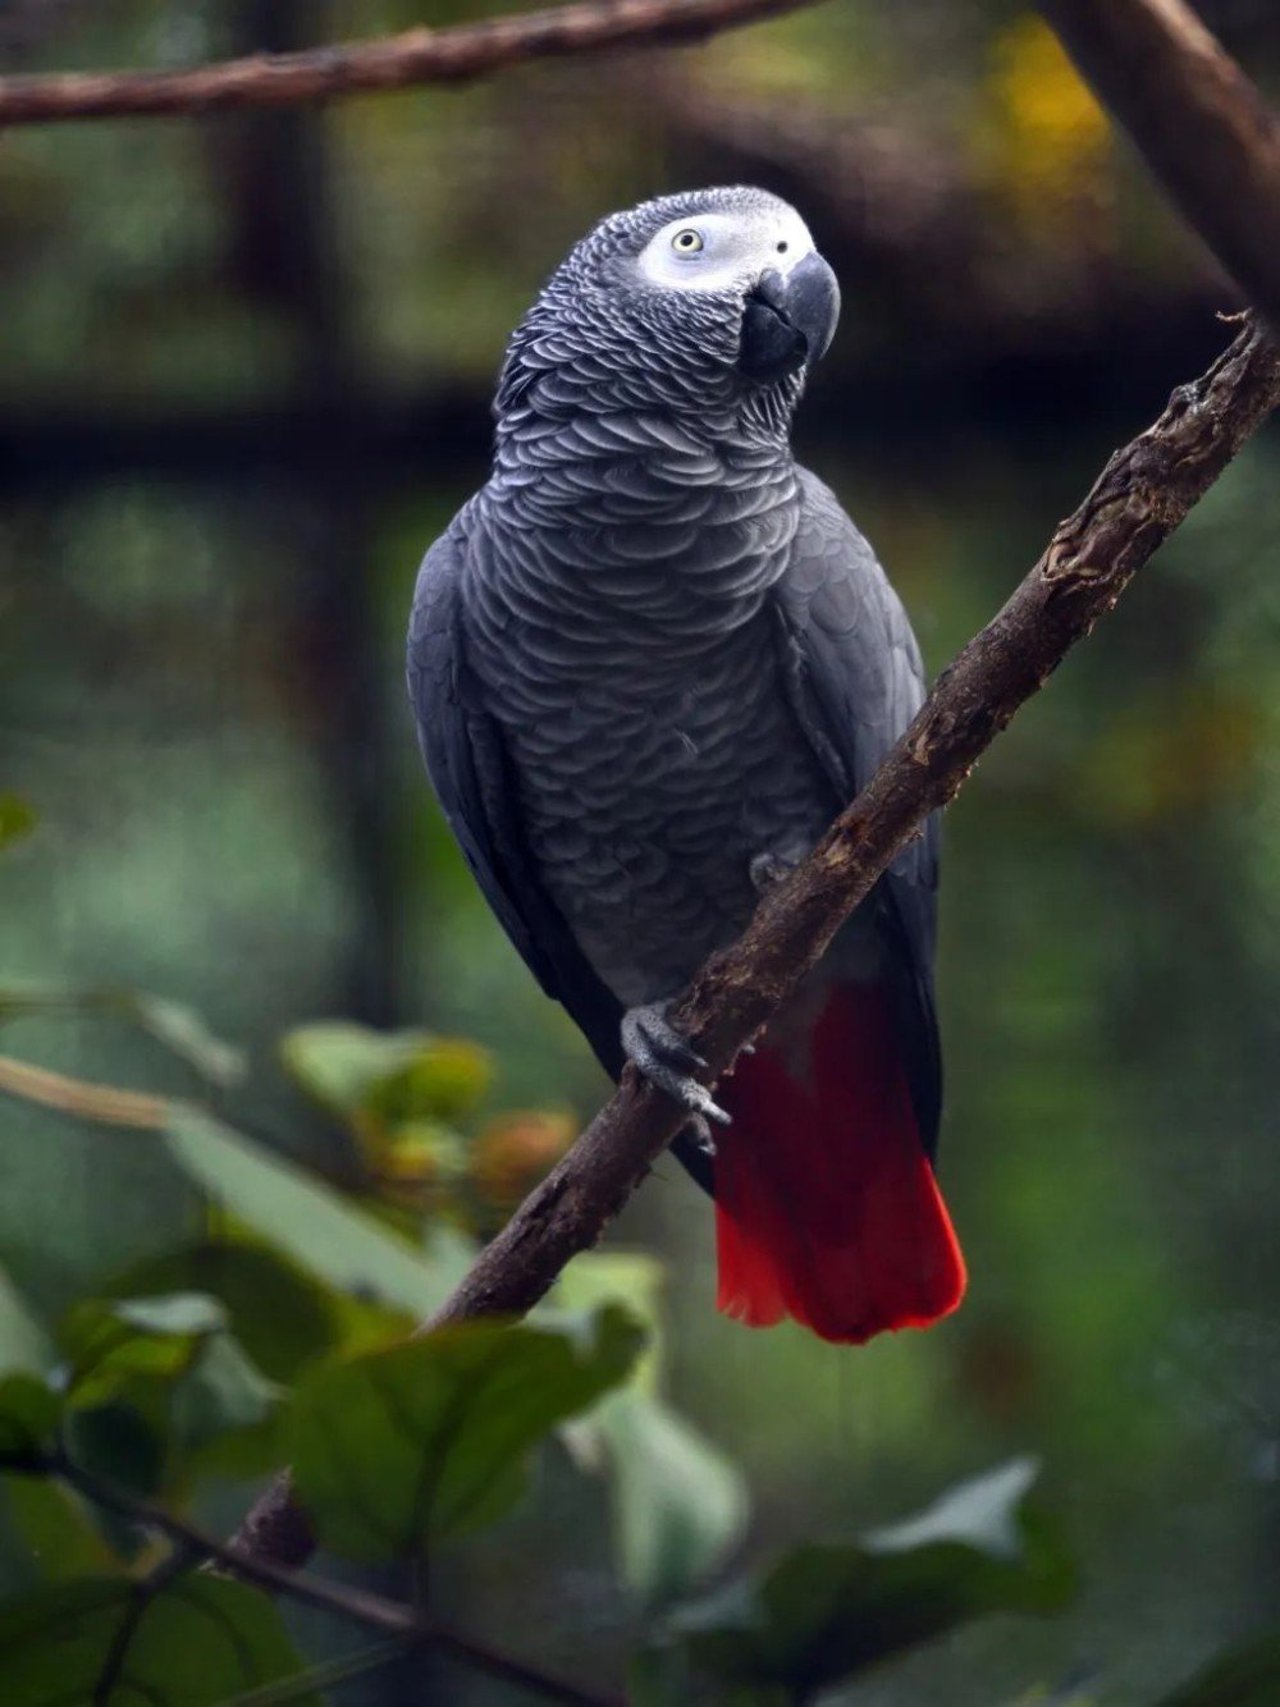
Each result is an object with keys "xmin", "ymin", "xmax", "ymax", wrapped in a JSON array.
[
  {"xmin": 53, "ymin": 1453, "xmax": 620, "ymax": 1707},
  {"xmin": 0, "ymin": 0, "xmax": 820, "ymax": 127},
  {"xmin": 1040, "ymin": 0, "xmax": 1280, "ymax": 332},
  {"xmin": 228, "ymin": 314, "xmax": 1280, "ymax": 1574}
]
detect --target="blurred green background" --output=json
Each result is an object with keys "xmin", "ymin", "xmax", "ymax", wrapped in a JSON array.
[{"xmin": 3, "ymin": 1, "xmax": 1280, "ymax": 1700}]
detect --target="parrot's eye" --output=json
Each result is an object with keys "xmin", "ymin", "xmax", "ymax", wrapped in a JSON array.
[{"xmin": 670, "ymin": 228, "xmax": 704, "ymax": 255}]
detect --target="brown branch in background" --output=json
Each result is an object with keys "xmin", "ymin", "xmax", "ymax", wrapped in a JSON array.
[
  {"xmin": 229, "ymin": 315, "xmax": 1280, "ymax": 1574},
  {"xmin": 0, "ymin": 0, "xmax": 818, "ymax": 126},
  {"xmin": 0, "ymin": 1052, "xmax": 167, "ymax": 1129},
  {"xmin": 1040, "ymin": 0, "xmax": 1280, "ymax": 331}
]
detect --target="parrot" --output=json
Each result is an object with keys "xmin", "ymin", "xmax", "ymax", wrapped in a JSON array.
[{"xmin": 406, "ymin": 187, "xmax": 966, "ymax": 1344}]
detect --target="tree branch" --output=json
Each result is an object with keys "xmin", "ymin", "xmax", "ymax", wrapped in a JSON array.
[
  {"xmin": 52, "ymin": 1454, "xmax": 620, "ymax": 1707},
  {"xmin": 228, "ymin": 315, "xmax": 1280, "ymax": 1573},
  {"xmin": 0, "ymin": 1052, "xmax": 167, "ymax": 1129},
  {"xmin": 0, "ymin": 0, "xmax": 818, "ymax": 127},
  {"xmin": 1040, "ymin": 0, "xmax": 1280, "ymax": 331}
]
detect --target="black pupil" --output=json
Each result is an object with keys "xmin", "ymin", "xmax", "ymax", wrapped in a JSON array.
[{"xmin": 777, "ymin": 241, "xmax": 788, "ymax": 253}]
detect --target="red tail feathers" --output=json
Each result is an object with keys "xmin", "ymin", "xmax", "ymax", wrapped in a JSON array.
[{"xmin": 714, "ymin": 982, "xmax": 965, "ymax": 1344}]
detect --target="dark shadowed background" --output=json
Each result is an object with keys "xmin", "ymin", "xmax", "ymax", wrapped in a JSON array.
[{"xmin": 3, "ymin": 1, "xmax": 1280, "ymax": 1701}]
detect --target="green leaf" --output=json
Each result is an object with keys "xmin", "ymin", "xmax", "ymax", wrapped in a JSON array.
[
  {"xmin": 164, "ymin": 1109, "xmax": 457, "ymax": 1318},
  {"xmin": 556, "ymin": 1248, "xmax": 666, "ymax": 1396},
  {"xmin": 170, "ymin": 1333, "xmax": 284, "ymax": 1478},
  {"xmin": 62, "ymin": 1292, "xmax": 227, "ymax": 1402},
  {"xmin": 0, "ymin": 1265, "xmax": 52, "ymax": 1379},
  {"xmin": 60, "ymin": 1291, "xmax": 283, "ymax": 1491},
  {"xmin": 370, "ymin": 1037, "xmax": 493, "ymax": 1127},
  {"xmin": 0, "ymin": 1574, "xmax": 317, "ymax": 1705},
  {"xmin": 665, "ymin": 1458, "xmax": 1073, "ymax": 1695},
  {"xmin": 1161, "ymin": 1628, "xmax": 1280, "ymax": 1706},
  {"xmin": 280, "ymin": 1022, "xmax": 425, "ymax": 1114},
  {"xmin": 376, "ymin": 1120, "xmax": 469, "ymax": 1194},
  {"xmin": 103, "ymin": 1239, "xmax": 341, "ymax": 1383},
  {"xmin": 557, "ymin": 1250, "xmax": 746, "ymax": 1608},
  {"xmin": 291, "ymin": 1306, "xmax": 645, "ymax": 1560},
  {"xmin": 281, "ymin": 1022, "xmax": 491, "ymax": 1128},
  {"xmin": 1, "ymin": 1478, "xmax": 119, "ymax": 1583},
  {"xmin": 585, "ymin": 1391, "xmax": 748, "ymax": 1612},
  {"xmin": 126, "ymin": 991, "xmax": 245, "ymax": 1087},
  {"xmin": 0, "ymin": 794, "xmax": 37, "ymax": 851},
  {"xmin": 0, "ymin": 1375, "xmax": 60, "ymax": 1467},
  {"xmin": 111, "ymin": 1295, "xmax": 230, "ymax": 1338},
  {"xmin": 861, "ymin": 1455, "xmax": 1042, "ymax": 1558}
]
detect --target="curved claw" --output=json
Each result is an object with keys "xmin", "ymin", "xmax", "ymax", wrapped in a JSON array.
[
  {"xmin": 685, "ymin": 1112, "xmax": 718, "ymax": 1157},
  {"xmin": 749, "ymin": 849, "xmax": 801, "ymax": 894},
  {"xmin": 621, "ymin": 1001, "xmax": 730, "ymax": 1127}
]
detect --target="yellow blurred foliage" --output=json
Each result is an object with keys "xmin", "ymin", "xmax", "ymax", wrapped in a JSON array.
[
  {"xmin": 980, "ymin": 14, "xmax": 1111, "ymax": 230},
  {"xmin": 471, "ymin": 1110, "xmax": 578, "ymax": 1207},
  {"xmin": 373, "ymin": 1120, "xmax": 470, "ymax": 1203}
]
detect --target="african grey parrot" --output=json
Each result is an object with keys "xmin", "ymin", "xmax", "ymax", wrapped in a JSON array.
[{"xmin": 407, "ymin": 187, "xmax": 965, "ymax": 1343}]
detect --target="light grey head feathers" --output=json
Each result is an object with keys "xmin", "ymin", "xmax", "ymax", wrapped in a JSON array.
[{"xmin": 494, "ymin": 187, "xmax": 840, "ymax": 436}]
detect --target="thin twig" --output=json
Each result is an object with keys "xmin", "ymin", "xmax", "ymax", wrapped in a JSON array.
[
  {"xmin": 0, "ymin": 1052, "xmax": 168, "ymax": 1128},
  {"xmin": 92, "ymin": 1544, "xmax": 198, "ymax": 1707},
  {"xmin": 229, "ymin": 316, "xmax": 1280, "ymax": 1575},
  {"xmin": 1041, "ymin": 0, "xmax": 1280, "ymax": 331},
  {"xmin": 223, "ymin": 1641, "xmax": 411, "ymax": 1707},
  {"xmin": 53, "ymin": 1454, "xmax": 620, "ymax": 1707},
  {"xmin": 0, "ymin": 0, "xmax": 819, "ymax": 127}
]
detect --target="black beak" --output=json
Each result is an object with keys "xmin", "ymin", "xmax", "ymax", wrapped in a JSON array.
[{"xmin": 738, "ymin": 251, "xmax": 840, "ymax": 384}]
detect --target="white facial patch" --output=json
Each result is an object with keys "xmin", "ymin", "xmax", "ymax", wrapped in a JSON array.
[{"xmin": 635, "ymin": 205, "xmax": 816, "ymax": 293}]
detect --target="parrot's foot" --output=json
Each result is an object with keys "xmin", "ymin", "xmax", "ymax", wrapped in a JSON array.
[
  {"xmin": 621, "ymin": 1001, "xmax": 731, "ymax": 1130},
  {"xmin": 683, "ymin": 1113, "xmax": 719, "ymax": 1158},
  {"xmin": 750, "ymin": 849, "xmax": 801, "ymax": 893}
]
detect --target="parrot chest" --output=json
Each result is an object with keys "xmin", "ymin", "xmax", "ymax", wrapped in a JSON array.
[
  {"xmin": 476, "ymin": 609, "xmax": 837, "ymax": 1005},
  {"xmin": 462, "ymin": 449, "xmax": 854, "ymax": 1004}
]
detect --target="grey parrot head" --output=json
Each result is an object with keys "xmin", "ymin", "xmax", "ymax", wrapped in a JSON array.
[{"xmin": 495, "ymin": 187, "xmax": 840, "ymax": 433}]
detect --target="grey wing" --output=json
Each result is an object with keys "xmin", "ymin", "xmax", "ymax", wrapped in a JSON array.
[
  {"xmin": 406, "ymin": 514, "xmax": 625, "ymax": 1078},
  {"xmin": 773, "ymin": 467, "xmax": 942, "ymax": 1152}
]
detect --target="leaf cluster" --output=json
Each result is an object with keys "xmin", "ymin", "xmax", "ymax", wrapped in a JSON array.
[{"xmin": 0, "ymin": 970, "xmax": 1271, "ymax": 1703}]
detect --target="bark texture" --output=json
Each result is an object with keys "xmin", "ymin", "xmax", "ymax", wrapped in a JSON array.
[{"xmin": 0, "ymin": 0, "xmax": 817, "ymax": 125}]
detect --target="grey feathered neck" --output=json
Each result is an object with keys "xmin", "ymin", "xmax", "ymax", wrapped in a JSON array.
[
  {"xmin": 492, "ymin": 188, "xmax": 805, "ymax": 473},
  {"xmin": 467, "ymin": 191, "xmax": 806, "ymax": 651}
]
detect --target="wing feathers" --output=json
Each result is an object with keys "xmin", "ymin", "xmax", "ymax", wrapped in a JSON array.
[
  {"xmin": 774, "ymin": 468, "xmax": 943, "ymax": 1153},
  {"xmin": 406, "ymin": 517, "xmax": 625, "ymax": 1077}
]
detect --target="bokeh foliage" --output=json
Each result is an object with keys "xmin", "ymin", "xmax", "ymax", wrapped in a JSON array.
[{"xmin": 0, "ymin": 1013, "xmax": 1078, "ymax": 1702}]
